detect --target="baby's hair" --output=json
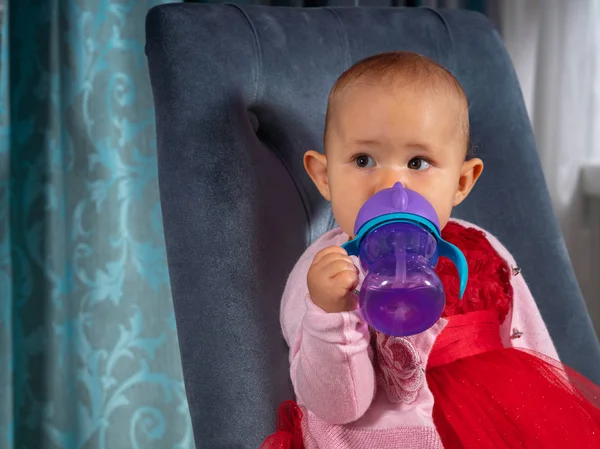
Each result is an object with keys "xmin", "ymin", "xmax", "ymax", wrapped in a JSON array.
[{"xmin": 325, "ymin": 51, "xmax": 472, "ymax": 158}]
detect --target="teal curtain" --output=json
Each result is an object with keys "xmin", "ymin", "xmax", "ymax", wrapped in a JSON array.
[{"xmin": 0, "ymin": 1, "xmax": 195, "ymax": 448}]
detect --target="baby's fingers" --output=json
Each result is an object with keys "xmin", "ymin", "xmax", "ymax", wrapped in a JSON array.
[
  {"xmin": 332, "ymin": 267, "xmax": 360, "ymax": 292},
  {"xmin": 321, "ymin": 258, "xmax": 357, "ymax": 280},
  {"xmin": 312, "ymin": 246, "xmax": 348, "ymax": 266}
]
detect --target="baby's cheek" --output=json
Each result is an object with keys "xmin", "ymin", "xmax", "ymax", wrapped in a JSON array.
[
  {"xmin": 332, "ymin": 201, "xmax": 360, "ymax": 237},
  {"xmin": 435, "ymin": 203, "xmax": 454, "ymax": 230}
]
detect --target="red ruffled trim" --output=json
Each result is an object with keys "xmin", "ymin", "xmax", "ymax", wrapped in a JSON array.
[
  {"xmin": 437, "ymin": 221, "xmax": 513, "ymax": 323},
  {"xmin": 260, "ymin": 401, "xmax": 304, "ymax": 449}
]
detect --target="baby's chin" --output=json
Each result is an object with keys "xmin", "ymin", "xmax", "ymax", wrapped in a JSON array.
[{"xmin": 331, "ymin": 214, "xmax": 354, "ymax": 239}]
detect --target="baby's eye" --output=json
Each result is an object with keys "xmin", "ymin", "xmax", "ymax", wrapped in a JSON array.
[
  {"xmin": 354, "ymin": 154, "xmax": 376, "ymax": 169},
  {"xmin": 407, "ymin": 158, "xmax": 431, "ymax": 171}
]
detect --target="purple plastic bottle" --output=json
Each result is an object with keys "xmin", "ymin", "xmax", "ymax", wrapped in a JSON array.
[{"xmin": 342, "ymin": 183, "xmax": 468, "ymax": 337}]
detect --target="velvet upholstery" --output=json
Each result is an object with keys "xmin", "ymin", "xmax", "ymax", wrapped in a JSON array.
[{"xmin": 145, "ymin": 4, "xmax": 600, "ymax": 447}]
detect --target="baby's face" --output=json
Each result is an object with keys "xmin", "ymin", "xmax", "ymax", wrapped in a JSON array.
[{"xmin": 324, "ymin": 83, "xmax": 472, "ymax": 237}]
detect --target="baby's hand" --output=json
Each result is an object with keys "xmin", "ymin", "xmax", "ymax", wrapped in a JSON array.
[{"xmin": 307, "ymin": 246, "xmax": 359, "ymax": 313}]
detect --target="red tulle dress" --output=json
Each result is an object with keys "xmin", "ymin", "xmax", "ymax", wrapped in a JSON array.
[{"xmin": 262, "ymin": 222, "xmax": 600, "ymax": 448}]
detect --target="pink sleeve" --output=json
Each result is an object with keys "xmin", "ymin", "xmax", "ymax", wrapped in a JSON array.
[
  {"xmin": 281, "ymin": 229, "xmax": 376, "ymax": 425},
  {"xmin": 455, "ymin": 220, "xmax": 560, "ymax": 360}
]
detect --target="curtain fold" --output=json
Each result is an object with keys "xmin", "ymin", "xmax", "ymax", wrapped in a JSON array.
[
  {"xmin": 0, "ymin": 1, "xmax": 195, "ymax": 448},
  {"xmin": 498, "ymin": 0, "xmax": 600, "ymax": 335}
]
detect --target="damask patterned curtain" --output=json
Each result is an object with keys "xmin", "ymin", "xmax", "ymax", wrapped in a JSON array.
[{"xmin": 0, "ymin": 1, "xmax": 194, "ymax": 448}]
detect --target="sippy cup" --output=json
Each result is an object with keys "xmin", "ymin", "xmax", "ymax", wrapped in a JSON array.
[{"xmin": 342, "ymin": 182, "xmax": 468, "ymax": 337}]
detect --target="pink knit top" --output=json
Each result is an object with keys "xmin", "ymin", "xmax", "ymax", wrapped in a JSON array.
[{"xmin": 280, "ymin": 219, "xmax": 559, "ymax": 448}]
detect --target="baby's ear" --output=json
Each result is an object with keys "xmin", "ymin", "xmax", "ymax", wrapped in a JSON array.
[
  {"xmin": 454, "ymin": 157, "xmax": 484, "ymax": 206},
  {"xmin": 304, "ymin": 150, "xmax": 331, "ymax": 201}
]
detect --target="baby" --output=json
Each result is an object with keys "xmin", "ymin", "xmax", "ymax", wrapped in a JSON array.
[{"xmin": 262, "ymin": 52, "xmax": 600, "ymax": 449}]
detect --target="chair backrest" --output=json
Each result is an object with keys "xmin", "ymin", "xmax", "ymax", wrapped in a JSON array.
[{"xmin": 146, "ymin": 4, "xmax": 600, "ymax": 448}]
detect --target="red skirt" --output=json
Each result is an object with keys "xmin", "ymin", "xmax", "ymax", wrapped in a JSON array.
[
  {"xmin": 427, "ymin": 310, "xmax": 600, "ymax": 448},
  {"xmin": 262, "ymin": 311, "xmax": 600, "ymax": 448}
]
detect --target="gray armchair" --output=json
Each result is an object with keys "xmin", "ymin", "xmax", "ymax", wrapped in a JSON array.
[{"xmin": 145, "ymin": 4, "xmax": 600, "ymax": 448}]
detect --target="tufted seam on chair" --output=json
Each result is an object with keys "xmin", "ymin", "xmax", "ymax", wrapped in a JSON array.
[
  {"xmin": 325, "ymin": 7, "xmax": 352, "ymax": 71},
  {"xmin": 423, "ymin": 7, "xmax": 457, "ymax": 74},
  {"xmin": 261, "ymin": 135, "xmax": 313, "ymax": 241},
  {"xmin": 227, "ymin": 3, "xmax": 263, "ymax": 104},
  {"xmin": 322, "ymin": 7, "xmax": 349, "ymax": 234},
  {"xmin": 228, "ymin": 5, "xmax": 322, "ymax": 244}
]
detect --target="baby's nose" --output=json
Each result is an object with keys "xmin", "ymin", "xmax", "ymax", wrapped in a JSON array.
[{"xmin": 376, "ymin": 169, "xmax": 410, "ymax": 193}]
